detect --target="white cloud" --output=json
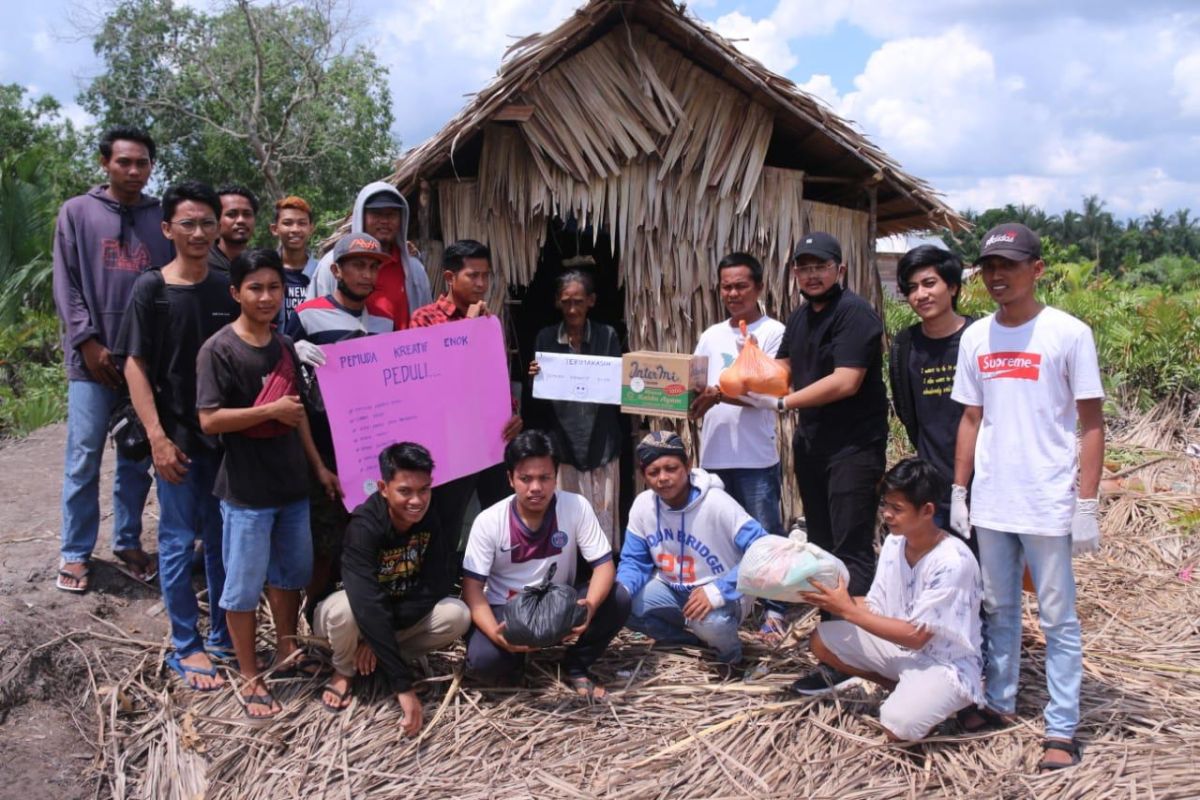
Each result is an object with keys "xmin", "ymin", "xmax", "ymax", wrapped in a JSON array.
[
  {"xmin": 32, "ymin": 30, "xmax": 53, "ymax": 57},
  {"xmin": 1172, "ymin": 52, "xmax": 1200, "ymax": 116},
  {"xmin": 728, "ymin": 1, "xmax": 1200, "ymax": 217},
  {"xmin": 376, "ymin": 0, "xmax": 580, "ymax": 149},
  {"xmin": 710, "ymin": 11, "xmax": 797, "ymax": 73},
  {"xmin": 59, "ymin": 101, "xmax": 94, "ymax": 129}
]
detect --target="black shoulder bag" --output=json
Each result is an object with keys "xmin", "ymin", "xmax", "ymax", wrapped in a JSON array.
[{"xmin": 107, "ymin": 272, "xmax": 170, "ymax": 461}]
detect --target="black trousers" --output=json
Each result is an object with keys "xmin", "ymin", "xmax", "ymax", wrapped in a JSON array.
[
  {"xmin": 466, "ymin": 583, "xmax": 631, "ymax": 684},
  {"xmin": 792, "ymin": 437, "xmax": 886, "ymax": 599},
  {"xmin": 432, "ymin": 462, "xmax": 512, "ymax": 551}
]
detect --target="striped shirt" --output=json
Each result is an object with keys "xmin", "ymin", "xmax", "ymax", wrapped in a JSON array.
[{"xmin": 285, "ymin": 294, "xmax": 394, "ymax": 345}]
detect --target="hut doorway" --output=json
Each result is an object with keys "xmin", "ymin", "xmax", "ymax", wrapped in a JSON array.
[{"xmin": 509, "ymin": 217, "xmax": 637, "ymax": 532}]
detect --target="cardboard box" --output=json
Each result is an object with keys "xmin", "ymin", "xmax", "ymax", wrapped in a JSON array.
[{"xmin": 620, "ymin": 351, "xmax": 708, "ymax": 418}]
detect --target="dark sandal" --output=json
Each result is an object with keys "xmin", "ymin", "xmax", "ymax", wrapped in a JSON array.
[
  {"xmin": 272, "ymin": 653, "xmax": 325, "ymax": 680},
  {"xmin": 1037, "ymin": 739, "xmax": 1081, "ymax": 772},
  {"xmin": 319, "ymin": 683, "xmax": 353, "ymax": 713},
  {"xmin": 237, "ymin": 689, "xmax": 281, "ymax": 719},
  {"xmin": 957, "ymin": 706, "xmax": 1016, "ymax": 733},
  {"xmin": 567, "ymin": 674, "xmax": 607, "ymax": 701},
  {"xmin": 113, "ymin": 549, "xmax": 158, "ymax": 583}
]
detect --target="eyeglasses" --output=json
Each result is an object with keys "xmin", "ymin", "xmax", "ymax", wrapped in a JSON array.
[
  {"xmin": 791, "ymin": 261, "xmax": 837, "ymax": 277},
  {"xmin": 170, "ymin": 219, "xmax": 219, "ymax": 233}
]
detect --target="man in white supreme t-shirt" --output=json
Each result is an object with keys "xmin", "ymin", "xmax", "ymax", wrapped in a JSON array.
[
  {"xmin": 689, "ymin": 252, "xmax": 788, "ymax": 637},
  {"xmin": 950, "ymin": 223, "xmax": 1105, "ymax": 772},
  {"xmin": 462, "ymin": 430, "xmax": 630, "ymax": 699}
]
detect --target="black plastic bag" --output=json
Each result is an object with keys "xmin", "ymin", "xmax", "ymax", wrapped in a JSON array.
[{"xmin": 502, "ymin": 563, "xmax": 588, "ymax": 648}]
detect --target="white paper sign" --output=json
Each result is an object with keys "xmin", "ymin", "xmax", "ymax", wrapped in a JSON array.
[{"xmin": 532, "ymin": 352, "xmax": 622, "ymax": 405}]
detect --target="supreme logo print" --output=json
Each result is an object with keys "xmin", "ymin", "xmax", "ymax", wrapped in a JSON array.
[{"xmin": 979, "ymin": 351, "xmax": 1041, "ymax": 381}]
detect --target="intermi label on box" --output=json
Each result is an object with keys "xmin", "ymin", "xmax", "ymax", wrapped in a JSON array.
[{"xmin": 620, "ymin": 352, "xmax": 709, "ymax": 418}]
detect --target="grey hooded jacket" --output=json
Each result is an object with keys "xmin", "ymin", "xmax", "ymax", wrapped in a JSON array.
[{"xmin": 306, "ymin": 181, "xmax": 432, "ymax": 314}]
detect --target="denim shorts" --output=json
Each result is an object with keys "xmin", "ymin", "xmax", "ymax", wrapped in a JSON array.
[{"xmin": 219, "ymin": 498, "xmax": 313, "ymax": 612}]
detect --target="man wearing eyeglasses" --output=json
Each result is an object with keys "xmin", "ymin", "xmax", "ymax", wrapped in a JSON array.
[
  {"xmin": 51, "ymin": 126, "xmax": 173, "ymax": 594},
  {"xmin": 740, "ymin": 232, "xmax": 889, "ymax": 695},
  {"xmin": 113, "ymin": 181, "xmax": 239, "ymax": 691}
]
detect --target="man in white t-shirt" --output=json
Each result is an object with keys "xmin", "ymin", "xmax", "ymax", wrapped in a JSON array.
[
  {"xmin": 949, "ymin": 223, "xmax": 1105, "ymax": 772},
  {"xmin": 689, "ymin": 253, "xmax": 788, "ymax": 635},
  {"xmin": 462, "ymin": 430, "xmax": 631, "ymax": 699}
]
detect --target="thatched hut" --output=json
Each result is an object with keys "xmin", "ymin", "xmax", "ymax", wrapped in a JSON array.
[
  {"xmin": 364, "ymin": 0, "xmax": 967, "ymax": 514},
  {"xmin": 380, "ymin": 0, "xmax": 965, "ymax": 357}
]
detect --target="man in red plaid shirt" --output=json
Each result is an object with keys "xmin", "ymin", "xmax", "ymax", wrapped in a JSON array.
[{"xmin": 412, "ymin": 240, "xmax": 523, "ymax": 549}]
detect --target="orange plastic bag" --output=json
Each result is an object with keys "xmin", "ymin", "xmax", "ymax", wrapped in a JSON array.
[{"xmin": 718, "ymin": 321, "xmax": 791, "ymax": 397}]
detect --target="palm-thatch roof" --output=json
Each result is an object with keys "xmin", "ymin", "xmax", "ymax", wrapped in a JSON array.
[{"xmin": 389, "ymin": 0, "xmax": 965, "ymax": 237}]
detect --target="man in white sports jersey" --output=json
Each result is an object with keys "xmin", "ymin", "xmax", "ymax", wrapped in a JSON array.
[
  {"xmin": 949, "ymin": 223, "xmax": 1104, "ymax": 771},
  {"xmin": 462, "ymin": 430, "xmax": 631, "ymax": 699}
]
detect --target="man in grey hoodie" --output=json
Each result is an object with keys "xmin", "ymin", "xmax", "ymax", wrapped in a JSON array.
[
  {"xmin": 52, "ymin": 126, "xmax": 174, "ymax": 593},
  {"xmin": 306, "ymin": 182, "xmax": 431, "ymax": 333}
]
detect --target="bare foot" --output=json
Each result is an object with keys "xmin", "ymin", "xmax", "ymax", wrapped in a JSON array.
[{"xmin": 179, "ymin": 651, "xmax": 225, "ymax": 691}]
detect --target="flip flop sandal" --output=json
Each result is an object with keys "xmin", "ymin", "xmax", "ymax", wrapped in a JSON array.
[
  {"xmin": 207, "ymin": 648, "xmax": 271, "ymax": 671},
  {"xmin": 272, "ymin": 652, "xmax": 325, "ymax": 680},
  {"xmin": 957, "ymin": 706, "xmax": 1017, "ymax": 733},
  {"xmin": 566, "ymin": 674, "xmax": 607, "ymax": 702},
  {"xmin": 237, "ymin": 689, "xmax": 281, "ymax": 720},
  {"xmin": 755, "ymin": 613, "xmax": 788, "ymax": 645},
  {"xmin": 55, "ymin": 563, "xmax": 90, "ymax": 594},
  {"xmin": 1037, "ymin": 739, "xmax": 1081, "ymax": 772},
  {"xmin": 166, "ymin": 653, "xmax": 223, "ymax": 693},
  {"xmin": 112, "ymin": 550, "xmax": 158, "ymax": 584},
  {"xmin": 319, "ymin": 683, "xmax": 353, "ymax": 713}
]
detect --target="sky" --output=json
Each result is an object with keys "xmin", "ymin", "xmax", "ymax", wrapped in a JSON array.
[{"xmin": 4, "ymin": 0, "xmax": 1199, "ymax": 220}]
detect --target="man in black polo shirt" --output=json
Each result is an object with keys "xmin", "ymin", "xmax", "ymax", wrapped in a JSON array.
[{"xmin": 742, "ymin": 232, "xmax": 888, "ymax": 694}]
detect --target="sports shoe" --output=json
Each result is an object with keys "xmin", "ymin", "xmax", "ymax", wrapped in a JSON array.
[{"xmin": 786, "ymin": 664, "xmax": 859, "ymax": 696}]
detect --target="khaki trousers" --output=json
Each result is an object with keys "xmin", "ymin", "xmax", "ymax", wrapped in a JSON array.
[{"xmin": 313, "ymin": 591, "xmax": 470, "ymax": 677}]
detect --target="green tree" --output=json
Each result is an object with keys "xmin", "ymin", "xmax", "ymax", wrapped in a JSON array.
[{"xmin": 82, "ymin": 0, "xmax": 399, "ymax": 216}]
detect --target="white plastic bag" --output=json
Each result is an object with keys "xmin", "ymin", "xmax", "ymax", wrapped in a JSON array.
[{"xmin": 736, "ymin": 530, "xmax": 849, "ymax": 603}]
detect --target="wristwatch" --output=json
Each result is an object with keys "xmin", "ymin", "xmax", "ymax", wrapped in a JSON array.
[{"xmin": 777, "ymin": 396, "xmax": 786, "ymax": 412}]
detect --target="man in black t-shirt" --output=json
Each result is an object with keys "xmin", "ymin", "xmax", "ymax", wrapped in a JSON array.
[
  {"xmin": 738, "ymin": 232, "xmax": 888, "ymax": 695},
  {"xmin": 888, "ymin": 245, "xmax": 974, "ymax": 535},
  {"xmin": 196, "ymin": 249, "xmax": 341, "ymax": 719},
  {"xmin": 114, "ymin": 180, "xmax": 238, "ymax": 693},
  {"xmin": 311, "ymin": 442, "xmax": 469, "ymax": 729}
]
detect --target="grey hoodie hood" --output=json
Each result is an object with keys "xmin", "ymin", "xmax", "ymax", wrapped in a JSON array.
[{"xmin": 306, "ymin": 182, "xmax": 432, "ymax": 312}]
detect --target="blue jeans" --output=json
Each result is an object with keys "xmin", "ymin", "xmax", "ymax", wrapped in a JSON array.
[
  {"xmin": 977, "ymin": 527, "xmax": 1081, "ymax": 739},
  {"xmin": 712, "ymin": 465, "xmax": 783, "ymax": 535},
  {"xmin": 60, "ymin": 380, "xmax": 153, "ymax": 563},
  {"xmin": 219, "ymin": 499, "xmax": 312, "ymax": 612},
  {"xmin": 156, "ymin": 449, "xmax": 229, "ymax": 657},
  {"xmin": 626, "ymin": 579, "xmax": 744, "ymax": 663}
]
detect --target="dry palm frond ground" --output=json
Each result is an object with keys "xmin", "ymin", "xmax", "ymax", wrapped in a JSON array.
[{"xmin": 3, "ymin": 404, "xmax": 1198, "ymax": 800}]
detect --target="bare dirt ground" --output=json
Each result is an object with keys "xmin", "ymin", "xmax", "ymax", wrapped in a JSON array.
[{"xmin": 0, "ymin": 423, "xmax": 165, "ymax": 799}]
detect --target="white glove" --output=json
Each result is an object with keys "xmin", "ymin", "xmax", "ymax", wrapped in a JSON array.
[
  {"xmin": 949, "ymin": 484, "xmax": 971, "ymax": 538},
  {"xmin": 741, "ymin": 392, "xmax": 780, "ymax": 410},
  {"xmin": 1070, "ymin": 498, "xmax": 1101, "ymax": 556},
  {"xmin": 294, "ymin": 340, "xmax": 326, "ymax": 368}
]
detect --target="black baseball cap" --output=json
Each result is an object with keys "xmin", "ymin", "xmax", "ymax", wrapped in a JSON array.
[
  {"xmin": 793, "ymin": 232, "xmax": 842, "ymax": 264},
  {"xmin": 363, "ymin": 191, "xmax": 404, "ymax": 210},
  {"xmin": 975, "ymin": 223, "xmax": 1042, "ymax": 264}
]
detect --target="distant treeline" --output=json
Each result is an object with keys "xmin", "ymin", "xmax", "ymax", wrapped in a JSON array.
[{"xmin": 940, "ymin": 196, "xmax": 1200, "ymax": 289}]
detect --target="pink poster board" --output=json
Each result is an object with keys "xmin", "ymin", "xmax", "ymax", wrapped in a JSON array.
[{"xmin": 315, "ymin": 315, "xmax": 511, "ymax": 511}]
